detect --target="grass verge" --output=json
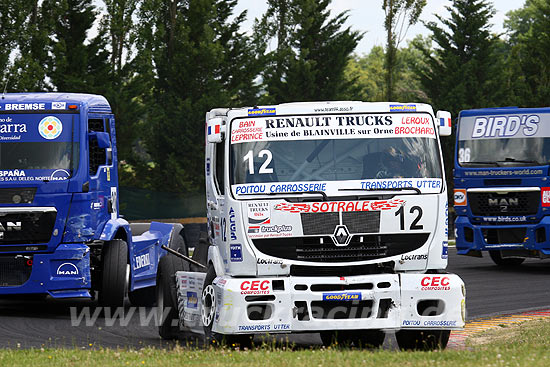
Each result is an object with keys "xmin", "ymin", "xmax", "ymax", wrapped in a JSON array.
[{"xmin": 2, "ymin": 319, "xmax": 550, "ymax": 367}]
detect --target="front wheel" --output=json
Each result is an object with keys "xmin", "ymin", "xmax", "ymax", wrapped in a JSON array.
[
  {"xmin": 489, "ymin": 250, "xmax": 525, "ymax": 267},
  {"xmin": 99, "ymin": 239, "xmax": 128, "ymax": 307},
  {"xmin": 395, "ymin": 329, "xmax": 450, "ymax": 350}
]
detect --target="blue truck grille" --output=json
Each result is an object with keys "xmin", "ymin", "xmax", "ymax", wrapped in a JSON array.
[
  {"xmin": 0, "ymin": 256, "xmax": 32, "ymax": 286},
  {"xmin": 0, "ymin": 212, "xmax": 56, "ymax": 244},
  {"xmin": 253, "ymin": 233, "xmax": 429, "ymax": 263},
  {"xmin": 468, "ymin": 191, "xmax": 539, "ymax": 216}
]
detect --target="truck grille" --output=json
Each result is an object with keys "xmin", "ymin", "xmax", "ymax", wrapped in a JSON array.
[
  {"xmin": 253, "ymin": 233, "xmax": 429, "ymax": 263},
  {"xmin": 0, "ymin": 256, "xmax": 33, "ymax": 286},
  {"xmin": 0, "ymin": 211, "xmax": 56, "ymax": 244},
  {"xmin": 301, "ymin": 211, "xmax": 380, "ymax": 235},
  {"xmin": 468, "ymin": 191, "xmax": 539, "ymax": 216}
]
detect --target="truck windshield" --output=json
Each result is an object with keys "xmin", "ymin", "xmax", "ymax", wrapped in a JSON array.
[
  {"xmin": 0, "ymin": 113, "xmax": 78, "ymax": 181},
  {"xmin": 457, "ymin": 113, "xmax": 550, "ymax": 166},
  {"xmin": 230, "ymin": 112, "xmax": 442, "ymax": 194}
]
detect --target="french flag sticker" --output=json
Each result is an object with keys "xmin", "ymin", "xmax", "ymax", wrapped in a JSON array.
[
  {"xmin": 440, "ymin": 117, "xmax": 451, "ymax": 127},
  {"xmin": 208, "ymin": 124, "xmax": 221, "ymax": 135}
]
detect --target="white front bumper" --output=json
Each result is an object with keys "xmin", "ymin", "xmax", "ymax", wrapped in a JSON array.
[{"xmin": 175, "ymin": 272, "xmax": 465, "ymax": 335}]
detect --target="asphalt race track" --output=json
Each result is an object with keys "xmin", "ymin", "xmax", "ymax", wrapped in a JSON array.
[{"xmin": 0, "ymin": 247, "xmax": 549, "ymax": 349}]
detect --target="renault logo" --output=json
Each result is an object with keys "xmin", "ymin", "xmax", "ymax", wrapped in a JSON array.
[{"xmin": 332, "ymin": 225, "xmax": 351, "ymax": 246}]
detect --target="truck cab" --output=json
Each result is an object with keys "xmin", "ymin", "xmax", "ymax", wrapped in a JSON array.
[
  {"xmin": 0, "ymin": 93, "xmax": 179, "ymax": 305},
  {"xmin": 454, "ymin": 107, "xmax": 550, "ymax": 265},
  {"xmin": 169, "ymin": 101, "xmax": 465, "ymax": 349}
]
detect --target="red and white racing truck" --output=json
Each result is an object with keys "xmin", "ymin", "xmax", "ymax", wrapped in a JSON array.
[{"xmin": 157, "ymin": 101, "xmax": 465, "ymax": 349}]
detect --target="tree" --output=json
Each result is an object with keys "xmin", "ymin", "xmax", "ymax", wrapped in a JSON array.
[
  {"xmin": 382, "ymin": 0, "xmax": 426, "ymax": 101},
  {"xmin": 255, "ymin": 0, "xmax": 362, "ymax": 103},
  {"xmin": 47, "ymin": 0, "xmax": 110, "ymax": 93},
  {"xmin": 344, "ymin": 36, "xmax": 430, "ymax": 103},
  {"xmin": 415, "ymin": 0, "xmax": 507, "ymax": 198},
  {"xmin": 7, "ymin": 1, "xmax": 52, "ymax": 91},
  {"xmin": 504, "ymin": 0, "xmax": 550, "ymax": 107},
  {"xmin": 133, "ymin": 0, "xmax": 259, "ymax": 192},
  {"xmin": 0, "ymin": 1, "xmax": 33, "ymax": 91}
]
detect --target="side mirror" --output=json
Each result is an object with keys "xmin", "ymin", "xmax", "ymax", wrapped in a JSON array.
[
  {"xmin": 89, "ymin": 131, "xmax": 111, "ymax": 149},
  {"xmin": 207, "ymin": 117, "xmax": 225, "ymax": 143},
  {"xmin": 436, "ymin": 110, "xmax": 452, "ymax": 136}
]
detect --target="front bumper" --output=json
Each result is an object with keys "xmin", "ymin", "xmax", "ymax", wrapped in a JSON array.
[
  {"xmin": 455, "ymin": 215, "xmax": 550, "ymax": 255},
  {"xmin": 0, "ymin": 243, "xmax": 91, "ymax": 298},
  {"xmin": 176, "ymin": 272, "xmax": 465, "ymax": 335}
]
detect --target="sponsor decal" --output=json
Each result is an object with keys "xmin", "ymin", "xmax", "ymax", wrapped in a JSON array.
[
  {"xmin": 420, "ymin": 276, "xmax": 450, "ymax": 291},
  {"xmin": 56, "ymin": 262, "xmax": 79, "ymax": 276},
  {"xmin": 206, "ymin": 158, "xmax": 211, "ymax": 176},
  {"xmin": 400, "ymin": 254, "xmax": 428, "ymax": 261},
  {"xmin": 229, "ymin": 207, "xmax": 237, "ymax": 241},
  {"xmin": 423, "ymin": 320, "xmax": 457, "ymax": 327},
  {"xmin": 445, "ymin": 201, "xmax": 449, "ymax": 237},
  {"xmin": 3, "ymin": 103, "xmax": 45, "ymax": 111},
  {"xmin": 247, "ymin": 202, "xmax": 270, "ymax": 224},
  {"xmin": 542, "ymin": 187, "xmax": 550, "ymax": 207},
  {"xmin": 134, "ymin": 253, "xmax": 151, "ymax": 270},
  {"xmin": 274, "ymin": 199, "xmax": 404, "ymax": 213},
  {"xmin": 454, "ymin": 189, "xmax": 467, "ymax": 206},
  {"xmin": 248, "ymin": 108, "xmax": 276, "ymax": 116},
  {"xmin": 38, "ymin": 116, "xmax": 63, "ymax": 140},
  {"xmin": 402, "ymin": 320, "xmax": 420, "ymax": 326},
  {"xmin": 402, "ymin": 320, "xmax": 457, "ymax": 327},
  {"xmin": 463, "ymin": 168, "xmax": 543, "ymax": 177},
  {"xmin": 442, "ymin": 241, "xmax": 448, "ymax": 259},
  {"xmin": 230, "ymin": 244, "xmax": 243, "ymax": 262},
  {"xmin": 51, "ymin": 102, "xmax": 66, "ymax": 110},
  {"xmin": 390, "ymin": 104, "xmax": 416, "ymax": 112},
  {"xmin": 322, "ymin": 292, "xmax": 362, "ymax": 301},
  {"xmin": 471, "ymin": 115, "xmax": 539, "ymax": 138},
  {"xmin": 240, "ymin": 280, "xmax": 270, "ymax": 295},
  {"xmin": 232, "ymin": 113, "xmax": 435, "ymax": 144},
  {"xmin": 361, "ymin": 179, "xmax": 441, "ymax": 190},
  {"xmin": 238, "ymin": 324, "xmax": 290, "ymax": 331},
  {"xmin": 50, "ymin": 169, "xmax": 70, "ymax": 181},
  {"xmin": 236, "ymin": 182, "xmax": 327, "ymax": 195},
  {"xmin": 257, "ymin": 258, "xmax": 283, "ymax": 265},
  {"xmin": 186, "ymin": 291, "xmax": 198, "ymax": 309},
  {"xmin": 481, "ymin": 216, "xmax": 528, "ymax": 223}
]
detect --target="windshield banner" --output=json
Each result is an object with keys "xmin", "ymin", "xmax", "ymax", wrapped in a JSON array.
[
  {"xmin": 0, "ymin": 168, "xmax": 71, "ymax": 182},
  {"xmin": 0, "ymin": 113, "xmax": 73, "ymax": 142},
  {"xmin": 232, "ymin": 178, "xmax": 443, "ymax": 197},
  {"xmin": 459, "ymin": 113, "xmax": 550, "ymax": 140},
  {"xmin": 231, "ymin": 113, "xmax": 436, "ymax": 143}
]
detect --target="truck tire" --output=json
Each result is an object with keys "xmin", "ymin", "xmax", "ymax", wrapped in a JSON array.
[
  {"xmin": 489, "ymin": 250, "xmax": 525, "ymax": 266},
  {"xmin": 202, "ymin": 265, "xmax": 253, "ymax": 348},
  {"xmin": 99, "ymin": 239, "xmax": 128, "ymax": 307},
  {"xmin": 320, "ymin": 330, "xmax": 384, "ymax": 348},
  {"xmin": 395, "ymin": 329, "xmax": 450, "ymax": 350},
  {"xmin": 157, "ymin": 253, "xmax": 188, "ymax": 340}
]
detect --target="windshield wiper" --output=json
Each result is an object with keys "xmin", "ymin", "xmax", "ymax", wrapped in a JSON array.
[
  {"xmin": 461, "ymin": 161, "xmax": 498, "ymax": 166},
  {"xmin": 339, "ymin": 187, "xmax": 421, "ymax": 195},
  {"xmin": 239, "ymin": 190, "xmax": 328, "ymax": 201},
  {"xmin": 497, "ymin": 158, "xmax": 541, "ymax": 165}
]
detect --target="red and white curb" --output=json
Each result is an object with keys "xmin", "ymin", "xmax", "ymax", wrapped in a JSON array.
[{"xmin": 448, "ymin": 309, "xmax": 550, "ymax": 349}]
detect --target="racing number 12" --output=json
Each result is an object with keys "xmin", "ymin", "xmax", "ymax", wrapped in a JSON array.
[
  {"xmin": 243, "ymin": 150, "xmax": 273, "ymax": 174},
  {"xmin": 395, "ymin": 206, "xmax": 423, "ymax": 230}
]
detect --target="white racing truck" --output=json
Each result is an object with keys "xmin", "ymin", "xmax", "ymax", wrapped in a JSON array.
[{"xmin": 157, "ymin": 101, "xmax": 465, "ymax": 350}]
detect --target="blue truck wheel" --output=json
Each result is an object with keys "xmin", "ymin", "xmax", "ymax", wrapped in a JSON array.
[
  {"xmin": 99, "ymin": 239, "xmax": 128, "ymax": 307},
  {"xmin": 488, "ymin": 251, "xmax": 525, "ymax": 267}
]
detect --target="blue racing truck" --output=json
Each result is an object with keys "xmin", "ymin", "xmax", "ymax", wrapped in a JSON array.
[
  {"xmin": 454, "ymin": 107, "xmax": 550, "ymax": 265},
  {"xmin": 0, "ymin": 93, "xmax": 185, "ymax": 305}
]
